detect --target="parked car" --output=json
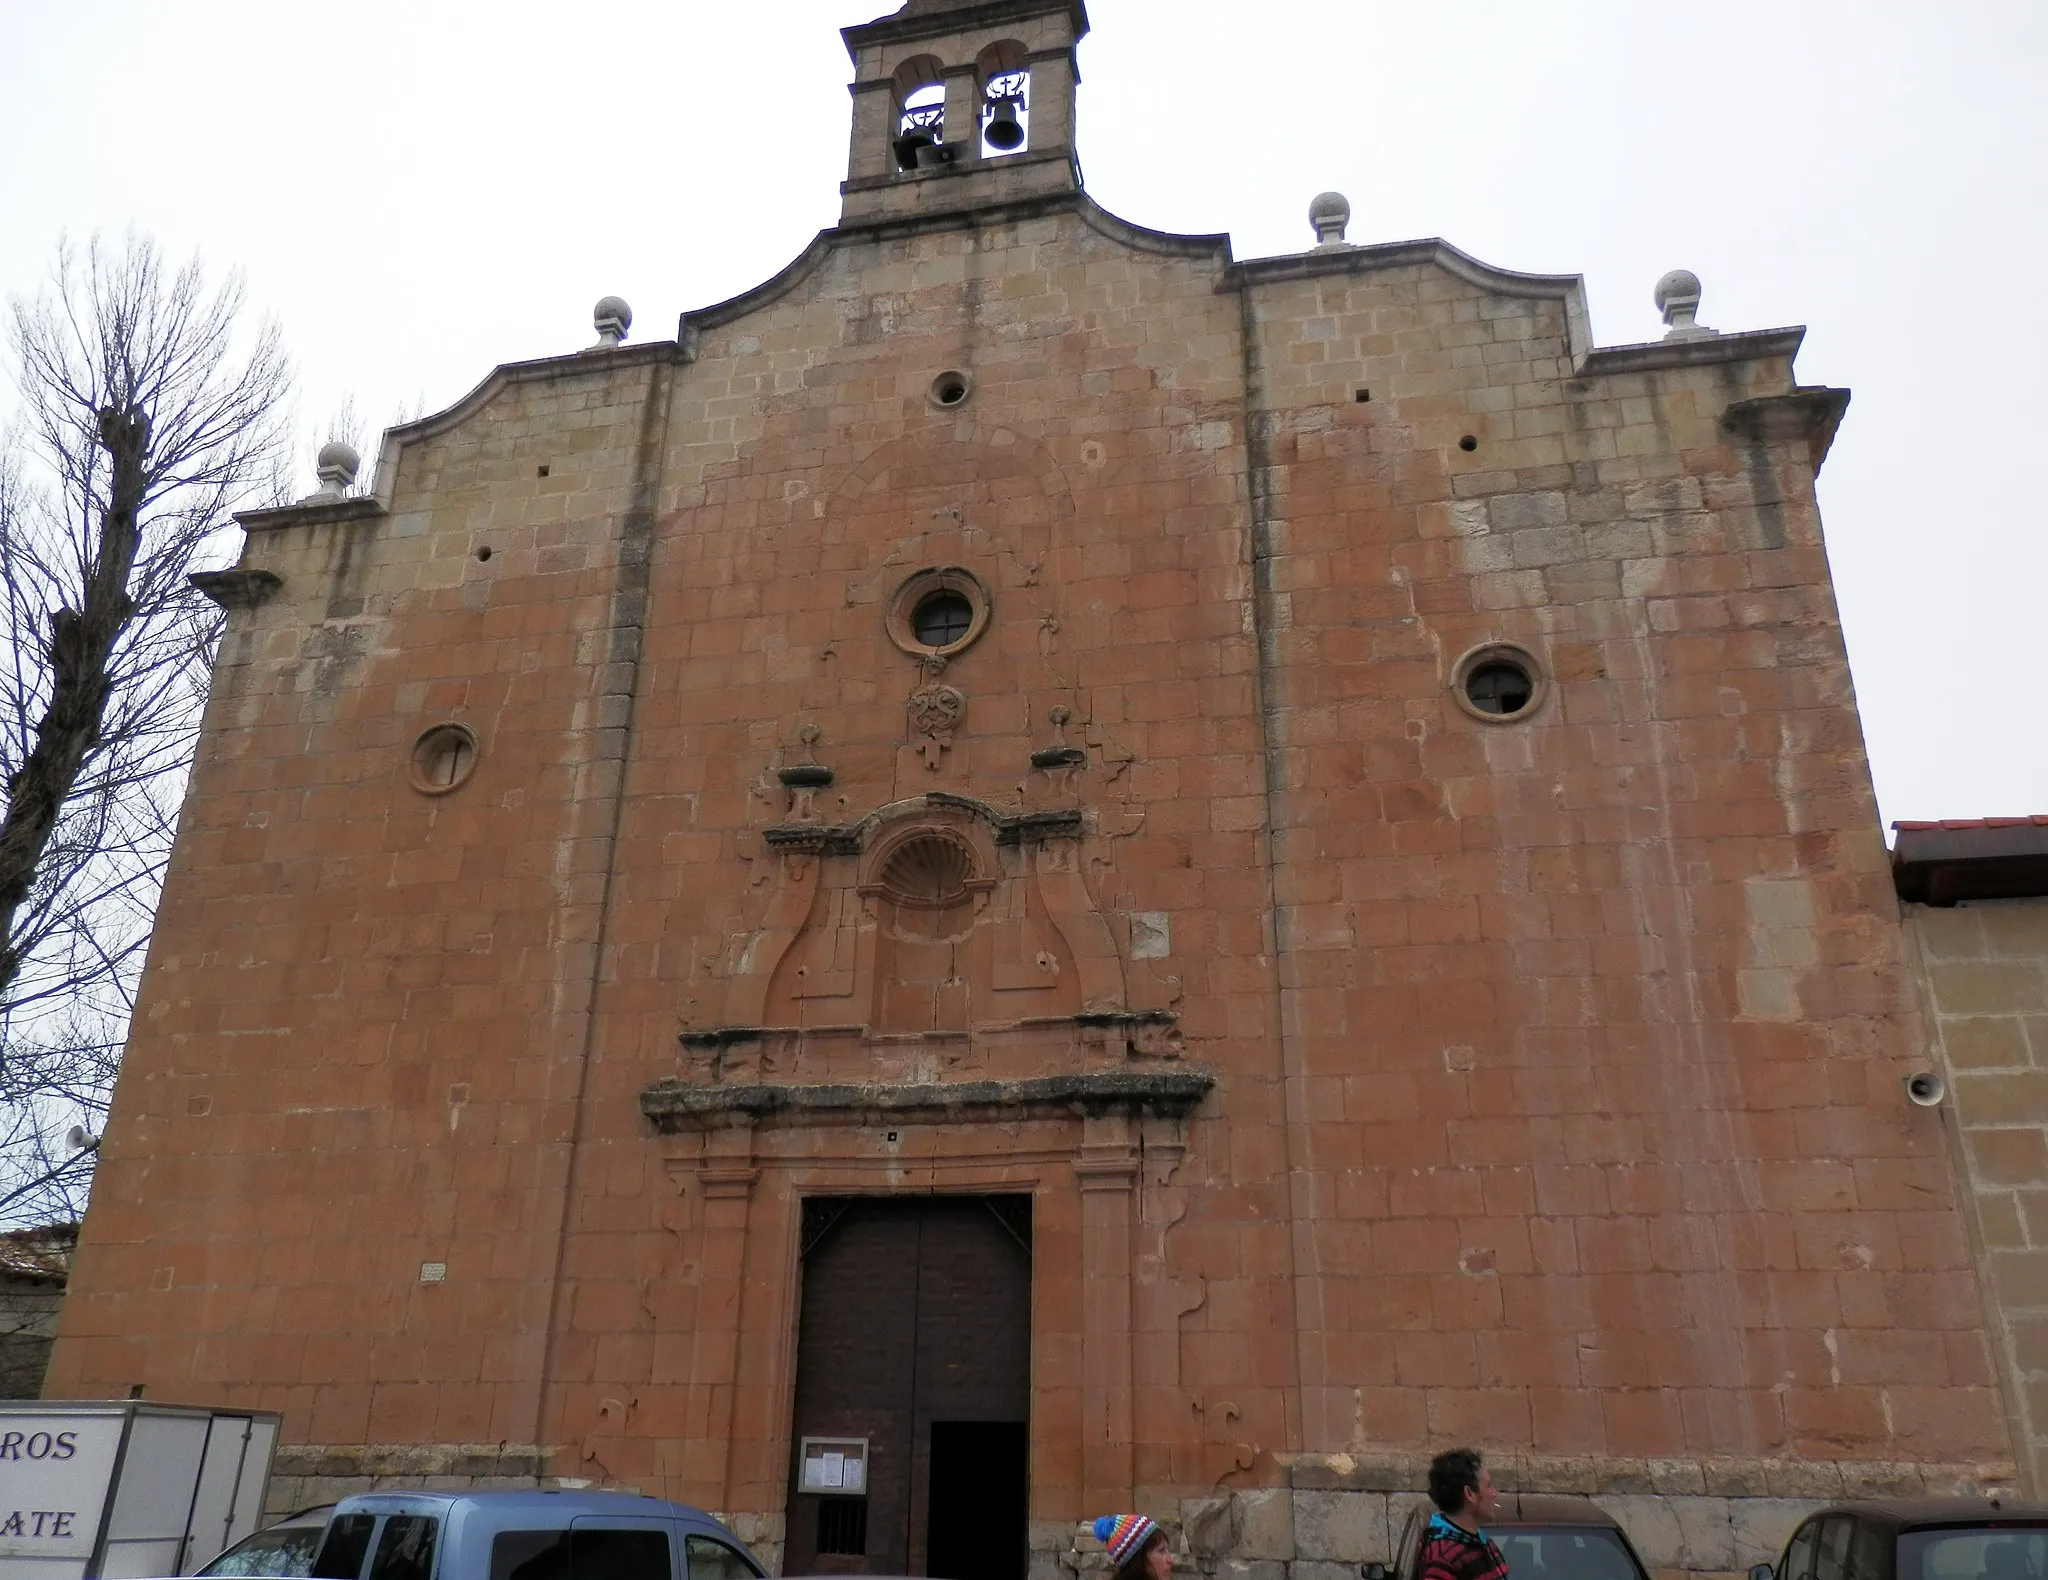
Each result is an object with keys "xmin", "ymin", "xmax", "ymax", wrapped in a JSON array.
[
  {"xmin": 1368, "ymin": 1495, "xmax": 1652, "ymax": 1580},
  {"xmin": 196, "ymin": 1506, "xmax": 337, "ymax": 1578},
  {"xmin": 303, "ymin": 1490, "xmax": 764, "ymax": 1580},
  {"xmin": 1750, "ymin": 1499, "xmax": 2048, "ymax": 1580}
]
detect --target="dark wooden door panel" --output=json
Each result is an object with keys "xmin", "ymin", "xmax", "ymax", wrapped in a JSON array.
[{"xmin": 785, "ymin": 1197, "xmax": 1031, "ymax": 1579}]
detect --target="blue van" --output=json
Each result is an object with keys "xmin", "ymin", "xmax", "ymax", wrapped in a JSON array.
[{"xmin": 305, "ymin": 1491, "xmax": 765, "ymax": 1580}]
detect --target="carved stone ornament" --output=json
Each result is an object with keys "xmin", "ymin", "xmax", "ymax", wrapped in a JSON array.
[{"xmin": 909, "ymin": 683, "xmax": 965, "ymax": 771}]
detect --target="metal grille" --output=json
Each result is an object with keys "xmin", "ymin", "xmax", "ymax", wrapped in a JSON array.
[
  {"xmin": 817, "ymin": 1499, "xmax": 868, "ymax": 1557},
  {"xmin": 912, "ymin": 591, "xmax": 973, "ymax": 648},
  {"xmin": 1465, "ymin": 661, "xmax": 1533, "ymax": 715}
]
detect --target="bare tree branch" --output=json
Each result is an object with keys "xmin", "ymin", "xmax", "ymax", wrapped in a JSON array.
[{"xmin": 0, "ymin": 232, "xmax": 294, "ymax": 1224}]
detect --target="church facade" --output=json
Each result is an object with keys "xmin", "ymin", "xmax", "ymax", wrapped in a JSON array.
[{"xmin": 48, "ymin": 2, "xmax": 2019, "ymax": 1576}]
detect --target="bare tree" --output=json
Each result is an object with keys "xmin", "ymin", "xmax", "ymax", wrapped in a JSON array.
[{"xmin": 0, "ymin": 234, "xmax": 294, "ymax": 1225}]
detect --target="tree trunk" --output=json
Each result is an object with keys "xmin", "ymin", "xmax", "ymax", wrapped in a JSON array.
[{"xmin": 0, "ymin": 408, "xmax": 149, "ymax": 999}]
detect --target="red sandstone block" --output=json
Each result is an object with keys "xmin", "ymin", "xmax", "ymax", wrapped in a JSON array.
[
  {"xmin": 1885, "ymin": 1269, "xmax": 1988, "ymax": 1331},
  {"xmin": 1476, "ymin": 1328, "xmax": 1580, "ymax": 1390},
  {"xmin": 1427, "ymin": 1386, "xmax": 1532, "ymax": 1444},
  {"xmin": 1601, "ymin": 1388, "xmax": 1685, "ymax": 1456},
  {"xmin": 1394, "ymin": 1331, "xmax": 1479, "ymax": 1388},
  {"xmin": 1881, "ymin": 1385, "xmax": 2008, "ymax": 1460}
]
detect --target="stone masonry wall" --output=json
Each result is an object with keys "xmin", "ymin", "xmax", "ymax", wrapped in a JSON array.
[
  {"xmin": 0, "ymin": 1278, "xmax": 65, "ymax": 1398},
  {"xmin": 1907, "ymin": 898, "xmax": 2048, "ymax": 1494},
  {"xmin": 1230, "ymin": 243, "xmax": 2003, "ymax": 1478},
  {"xmin": 55, "ymin": 192, "xmax": 2013, "ymax": 1564}
]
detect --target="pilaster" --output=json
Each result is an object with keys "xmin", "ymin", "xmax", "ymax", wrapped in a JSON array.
[{"xmin": 1075, "ymin": 1112, "xmax": 1138, "ymax": 1508}]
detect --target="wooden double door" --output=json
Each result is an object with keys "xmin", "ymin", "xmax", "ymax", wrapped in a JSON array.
[{"xmin": 784, "ymin": 1196, "xmax": 1031, "ymax": 1580}]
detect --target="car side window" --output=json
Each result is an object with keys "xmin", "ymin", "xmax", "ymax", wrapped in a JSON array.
[
  {"xmin": 313, "ymin": 1516, "xmax": 379, "ymax": 1580},
  {"xmin": 571, "ymin": 1530, "xmax": 671, "ymax": 1580},
  {"xmin": 1816, "ymin": 1518, "xmax": 1857, "ymax": 1580},
  {"xmin": 493, "ymin": 1533, "xmax": 569, "ymax": 1580},
  {"xmin": 1848, "ymin": 1520, "xmax": 1888, "ymax": 1580},
  {"xmin": 1395, "ymin": 1504, "xmax": 1429, "ymax": 1580},
  {"xmin": 368, "ymin": 1517, "xmax": 438, "ymax": 1580},
  {"xmin": 1785, "ymin": 1520, "xmax": 1824, "ymax": 1580},
  {"xmin": 686, "ymin": 1535, "xmax": 762, "ymax": 1580},
  {"xmin": 200, "ymin": 1526, "xmax": 325, "ymax": 1578}
]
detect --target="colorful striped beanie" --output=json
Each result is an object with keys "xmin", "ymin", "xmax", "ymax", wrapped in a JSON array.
[{"xmin": 1093, "ymin": 1515, "xmax": 1160, "ymax": 1570}]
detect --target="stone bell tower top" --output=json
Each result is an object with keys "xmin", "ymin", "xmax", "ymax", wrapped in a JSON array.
[{"xmin": 839, "ymin": 0, "xmax": 1089, "ymax": 225}]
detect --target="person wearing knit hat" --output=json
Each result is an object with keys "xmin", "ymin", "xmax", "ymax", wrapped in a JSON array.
[{"xmin": 1093, "ymin": 1515, "xmax": 1170, "ymax": 1580}]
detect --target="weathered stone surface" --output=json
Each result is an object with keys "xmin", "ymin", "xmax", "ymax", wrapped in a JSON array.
[
  {"xmin": 1181, "ymin": 1499, "xmax": 1237, "ymax": 1559},
  {"xmin": 1595, "ymin": 1495, "xmax": 1738, "ymax": 1573},
  {"xmin": 1235, "ymin": 1490, "xmax": 1296, "ymax": 1562},
  {"xmin": 1594, "ymin": 1496, "xmax": 1687, "ymax": 1569},
  {"xmin": 1292, "ymin": 1491, "xmax": 1386, "ymax": 1562},
  {"xmin": 1729, "ymin": 1500, "xmax": 1820, "ymax": 1567},
  {"xmin": 1285, "ymin": 1561, "xmax": 1356, "ymax": 1580}
]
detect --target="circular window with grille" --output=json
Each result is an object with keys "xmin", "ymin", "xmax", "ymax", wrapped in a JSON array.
[
  {"xmin": 886, "ymin": 567, "xmax": 991, "ymax": 660},
  {"xmin": 409, "ymin": 723, "xmax": 480, "ymax": 794},
  {"xmin": 1450, "ymin": 643, "xmax": 1547, "ymax": 724}
]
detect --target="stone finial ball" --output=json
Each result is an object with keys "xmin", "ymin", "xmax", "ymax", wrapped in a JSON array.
[
  {"xmin": 1309, "ymin": 191, "xmax": 1352, "ymax": 228},
  {"xmin": 1653, "ymin": 269, "xmax": 1702, "ymax": 310},
  {"xmin": 317, "ymin": 440, "xmax": 361, "ymax": 477},
  {"xmin": 594, "ymin": 295, "xmax": 632, "ymax": 330}
]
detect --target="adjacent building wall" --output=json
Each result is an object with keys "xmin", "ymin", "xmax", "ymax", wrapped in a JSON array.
[
  {"xmin": 0, "ymin": 1224, "xmax": 76, "ymax": 1398},
  {"xmin": 1906, "ymin": 896, "xmax": 2048, "ymax": 1494}
]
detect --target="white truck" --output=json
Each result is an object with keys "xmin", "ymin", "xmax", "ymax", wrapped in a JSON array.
[{"xmin": 0, "ymin": 1401, "xmax": 278, "ymax": 1580}]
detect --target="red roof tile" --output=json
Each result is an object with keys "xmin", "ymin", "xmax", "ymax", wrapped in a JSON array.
[{"xmin": 1893, "ymin": 816, "xmax": 2048, "ymax": 832}]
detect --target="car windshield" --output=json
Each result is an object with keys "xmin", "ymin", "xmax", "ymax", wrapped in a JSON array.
[
  {"xmin": 1494, "ymin": 1527, "xmax": 1644, "ymax": 1580},
  {"xmin": 1900, "ymin": 1527, "xmax": 2048, "ymax": 1580},
  {"xmin": 199, "ymin": 1526, "xmax": 325, "ymax": 1578}
]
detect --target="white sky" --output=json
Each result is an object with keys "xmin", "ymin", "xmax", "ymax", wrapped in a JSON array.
[{"xmin": 2, "ymin": 0, "xmax": 2041, "ymax": 830}]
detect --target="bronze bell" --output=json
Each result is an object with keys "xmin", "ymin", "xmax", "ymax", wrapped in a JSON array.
[
  {"xmin": 984, "ymin": 96, "xmax": 1025, "ymax": 151},
  {"xmin": 893, "ymin": 127, "xmax": 937, "ymax": 170}
]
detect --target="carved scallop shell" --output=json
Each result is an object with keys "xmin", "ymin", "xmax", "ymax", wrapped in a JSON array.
[{"xmin": 880, "ymin": 832, "xmax": 975, "ymax": 906}]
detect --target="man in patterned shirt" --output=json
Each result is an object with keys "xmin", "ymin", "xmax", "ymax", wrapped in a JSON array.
[{"xmin": 1416, "ymin": 1449, "xmax": 1509, "ymax": 1580}]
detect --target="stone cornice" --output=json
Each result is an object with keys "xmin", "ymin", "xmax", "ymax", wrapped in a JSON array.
[
  {"xmin": 758, "ymin": 792, "xmax": 1082, "ymax": 857},
  {"xmin": 1578, "ymin": 326, "xmax": 1806, "ymax": 378},
  {"xmin": 232, "ymin": 496, "xmax": 384, "ymax": 535},
  {"xmin": 1226, "ymin": 237, "xmax": 1592, "ymax": 363},
  {"xmin": 842, "ymin": 0, "xmax": 1089, "ymax": 54},
  {"xmin": 640, "ymin": 1065, "xmax": 1215, "ymax": 1131},
  {"xmin": 368, "ymin": 342, "xmax": 682, "ymax": 508},
  {"xmin": 1719, "ymin": 384, "xmax": 1852, "ymax": 472},
  {"xmin": 681, "ymin": 195, "xmax": 1228, "ymax": 340},
  {"xmin": 188, "ymin": 568, "xmax": 283, "ymax": 609}
]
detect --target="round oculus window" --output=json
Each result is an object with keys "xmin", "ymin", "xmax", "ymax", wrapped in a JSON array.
[
  {"xmin": 1450, "ymin": 643, "xmax": 1547, "ymax": 724},
  {"xmin": 885, "ymin": 567, "xmax": 991, "ymax": 659},
  {"xmin": 409, "ymin": 722, "xmax": 480, "ymax": 794}
]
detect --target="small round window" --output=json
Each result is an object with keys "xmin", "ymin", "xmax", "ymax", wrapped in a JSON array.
[
  {"xmin": 409, "ymin": 723, "xmax": 480, "ymax": 794},
  {"xmin": 1450, "ymin": 643, "xmax": 1546, "ymax": 724},
  {"xmin": 886, "ymin": 567, "xmax": 991, "ymax": 659}
]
